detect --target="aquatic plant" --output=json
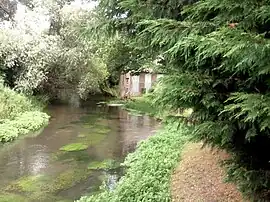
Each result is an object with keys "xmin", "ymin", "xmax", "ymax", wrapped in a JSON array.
[
  {"xmin": 59, "ymin": 143, "xmax": 88, "ymax": 152},
  {"xmin": 77, "ymin": 131, "xmax": 108, "ymax": 146},
  {"xmin": 88, "ymin": 159, "xmax": 120, "ymax": 170},
  {"xmin": 0, "ymin": 192, "xmax": 28, "ymax": 202},
  {"xmin": 4, "ymin": 168, "xmax": 93, "ymax": 201},
  {"xmin": 77, "ymin": 120, "xmax": 191, "ymax": 202}
]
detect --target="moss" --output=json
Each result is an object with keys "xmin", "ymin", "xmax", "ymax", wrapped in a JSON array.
[
  {"xmin": 0, "ymin": 192, "xmax": 28, "ymax": 202},
  {"xmin": 59, "ymin": 143, "xmax": 88, "ymax": 152}
]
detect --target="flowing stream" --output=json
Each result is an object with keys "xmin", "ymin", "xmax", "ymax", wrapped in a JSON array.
[{"xmin": 0, "ymin": 103, "xmax": 159, "ymax": 202}]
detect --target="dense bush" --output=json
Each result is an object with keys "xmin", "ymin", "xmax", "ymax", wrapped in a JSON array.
[
  {"xmin": 0, "ymin": 1, "xmax": 109, "ymax": 100},
  {"xmin": 0, "ymin": 111, "xmax": 49, "ymax": 142},
  {"xmin": 0, "ymin": 85, "xmax": 39, "ymax": 120},
  {"xmin": 0, "ymin": 84, "xmax": 49, "ymax": 142},
  {"xmin": 77, "ymin": 120, "xmax": 191, "ymax": 202}
]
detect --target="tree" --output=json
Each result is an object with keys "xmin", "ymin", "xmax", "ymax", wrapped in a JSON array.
[
  {"xmin": 98, "ymin": 0, "xmax": 270, "ymax": 200},
  {"xmin": 0, "ymin": 0, "xmax": 17, "ymax": 21},
  {"xmin": 0, "ymin": 0, "xmax": 109, "ymax": 100}
]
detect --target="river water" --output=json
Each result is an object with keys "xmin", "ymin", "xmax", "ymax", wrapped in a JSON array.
[{"xmin": 0, "ymin": 104, "xmax": 159, "ymax": 202}]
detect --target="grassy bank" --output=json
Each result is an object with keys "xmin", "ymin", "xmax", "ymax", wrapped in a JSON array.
[
  {"xmin": 108, "ymin": 96, "xmax": 165, "ymax": 119},
  {"xmin": 0, "ymin": 85, "xmax": 49, "ymax": 142},
  {"xmin": 77, "ymin": 96, "xmax": 192, "ymax": 202},
  {"xmin": 77, "ymin": 120, "xmax": 191, "ymax": 202}
]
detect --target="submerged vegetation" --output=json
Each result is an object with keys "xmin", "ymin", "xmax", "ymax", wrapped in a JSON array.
[
  {"xmin": 60, "ymin": 143, "xmax": 89, "ymax": 152},
  {"xmin": 4, "ymin": 168, "xmax": 93, "ymax": 202},
  {"xmin": 88, "ymin": 159, "xmax": 120, "ymax": 170}
]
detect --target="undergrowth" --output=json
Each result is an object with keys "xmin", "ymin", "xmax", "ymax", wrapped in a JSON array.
[
  {"xmin": 122, "ymin": 96, "xmax": 164, "ymax": 118},
  {"xmin": 0, "ymin": 85, "xmax": 50, "ymax": 142},
  {"xmin": 0, "ymin": 111, "xmax": 49, "ymax": 142},
  {"xmin": 0, "ymin": 85, "xmax": 42, "ymax": 120},
  {"xmin": 76, "ymin": 120, "xmax": 191, "ymax": 202}
]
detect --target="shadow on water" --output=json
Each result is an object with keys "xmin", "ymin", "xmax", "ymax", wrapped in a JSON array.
[{"xmin": 0, "ymin": 103, "xmax": 159, "ymax": 202}]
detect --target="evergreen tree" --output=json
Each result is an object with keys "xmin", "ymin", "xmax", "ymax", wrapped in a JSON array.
[{"xmin": 99, "ymin": 0, "xmax": 270, "ymax": 200}]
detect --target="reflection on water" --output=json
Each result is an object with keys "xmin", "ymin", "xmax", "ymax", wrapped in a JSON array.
[{"xmin": 0, "ymin": 104, "xmax": 159, "ymax": 201}]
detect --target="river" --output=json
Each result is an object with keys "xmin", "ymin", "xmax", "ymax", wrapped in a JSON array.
[{"xmin": 0, "ymin": 103, "xmax": 159, "ymax": 202}]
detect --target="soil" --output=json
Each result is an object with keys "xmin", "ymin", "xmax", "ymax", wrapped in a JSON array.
[{"xmin": 171, "ymin": 142, "xmax": 246, "ymax": 202}]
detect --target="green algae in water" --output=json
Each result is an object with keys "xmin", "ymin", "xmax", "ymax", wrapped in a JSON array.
[
  {"xmin": 4, "ymin": 169, "xmax": 93, "ymax": 201},
  {"xmin": 78, "ymin": 134, "xmax": 86, "ymax": 138},
  {"xmin": 48, "ymin": 169, "xmax": 92, "ymax": 193},
  {"xmin": 88, "ymin": 159, "xmax": 121, "ymax": 170},
  {"xmin": 59, "ymin": 143, "xmax": 88, "ymax": 152},
  {"xmin": 78, "ymin": 132, "xmax": 107, "ymax": 146},
  {"xmin": 88, "ymin": 161, "xmax": 110, "ymax": 170},
  {"xmin": 92, "ymin": 127, "xmax": 111, "ymax": 134},
  {"xmin": 51, "ymin": 150, "xmax": 92, "ymax": 163},
  {"xmin": 5, "ymin": 174, "xmax": 50, "ymax": 193},
  {"xmin": 0, "ymin": 192, "xmax": 28, "ymax": 202}
]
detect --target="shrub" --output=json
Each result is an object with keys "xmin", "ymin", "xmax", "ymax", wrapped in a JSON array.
[
  {"xmin": 0, "ymin": 85, "xmax": 36, "ymax": 120},
  {"xmin": 0, "ymin": 111, "xmax": 49, "ymax": 142}
]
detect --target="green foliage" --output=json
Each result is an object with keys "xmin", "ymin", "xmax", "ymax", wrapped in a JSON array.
[
  {"xmin": 0, "ymin": 85, "xmax": 49, "ymax": 142},
  {"xmin": 0, "ymin": 1, "xmax": 109, "ymax": 100},
  {"xmin": 98, "ymin": 0, "xmax": 270, "ymax": 199},
  {"xmin": 123, "ymin": 96, "xmax": 161, "ymax": 117},
  {"xmin": 76, "ymin": 121, "xmax": 191, "ymax": 202},
  {"xmin": 0, "ymin": 85, "xmax": 39, "ymax": 120},
  {"xmin": 0, "ymin": 111, "xmax": 49, "ymax": 142}
]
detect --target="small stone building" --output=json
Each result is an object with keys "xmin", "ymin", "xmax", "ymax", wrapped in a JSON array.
[{"xmin": 120, "ymin": 71, "xmax": 163, "ymax": 98}]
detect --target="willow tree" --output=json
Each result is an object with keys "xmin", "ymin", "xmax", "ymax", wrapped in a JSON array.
[{"xmin": 98, "ymin": 0, "xmax": 270, "ymax": 200}]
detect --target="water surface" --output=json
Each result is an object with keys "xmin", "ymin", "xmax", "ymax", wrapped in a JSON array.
[{"xmin": 0, "ymin": 104, "xmax": 159, "ymax": 202}]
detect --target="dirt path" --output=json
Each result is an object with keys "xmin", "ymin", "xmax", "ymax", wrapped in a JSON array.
[{"xmin": 171, "ymin": 142, "xmax": 245, "ymax": 202}]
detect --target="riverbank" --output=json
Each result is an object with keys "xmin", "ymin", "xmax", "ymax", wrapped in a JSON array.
[
  {"xmin": 86, "ymin": 97, "xmax": 244, "ymax": 202},
  {"xmin": 74, "ymin": 97, "xmax": 190, "ymax": 201},
  {"xmin": 77, "ymin": 119, "xmax": 191, "ymax": 202},
  {"xmin": 108, "ymin": 96, "xmax": 161, "ymax": 118},
  {"xmin": 0, "ymin": 85, "xmax": 49, "ymax": 142}
]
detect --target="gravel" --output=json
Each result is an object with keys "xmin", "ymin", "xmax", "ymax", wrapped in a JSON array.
[{"xmin": 171, "ymin": 142, "xmax": 246, "ymax": 202}]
